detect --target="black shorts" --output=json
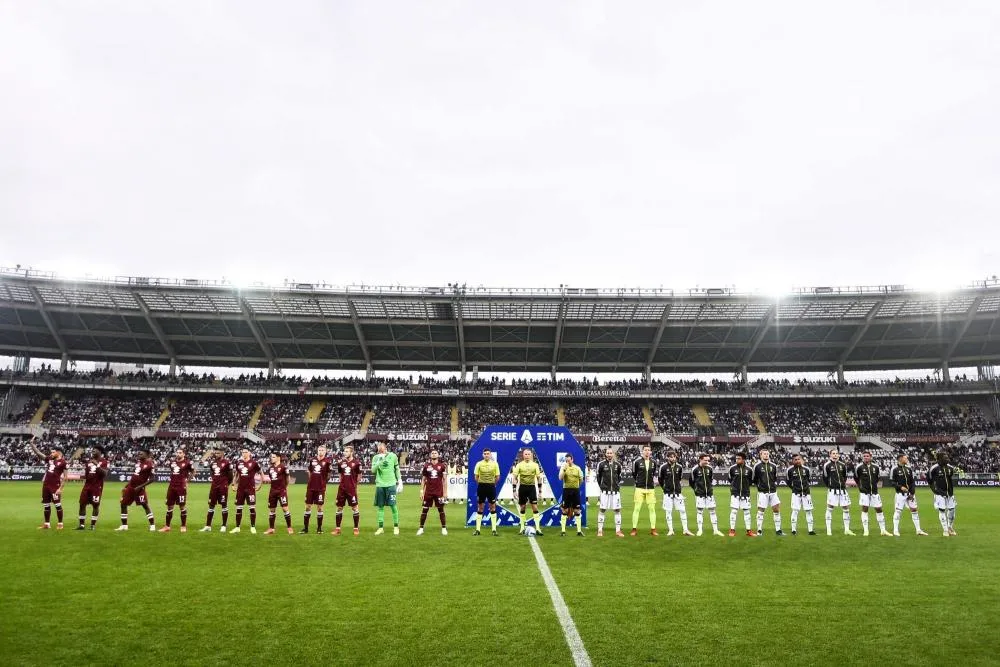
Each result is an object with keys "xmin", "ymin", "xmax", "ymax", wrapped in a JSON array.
[
  {"xmin": 476, "ymin": 483, "xmax": 497, "ymax": 504},
  {"xmin": 518, "ymin": 484, "xmax": 538, "ymax": 506},
  {"xmin": 561, "ymin": 488, "xmax": 582, "ymax": 511}
]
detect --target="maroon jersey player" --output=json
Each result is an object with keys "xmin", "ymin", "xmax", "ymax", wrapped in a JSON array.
[
  {"xmin": 332, "ymin": 444, "xmax": 362, "ymax": 536},
  {"xmin": 77, "ymin": 445, "xmax": 109, "ymax": 530},
  {"xmin": 117, "ymin": 451, "xmax": 156, "ymax": 531},
  {"xmin": 29, "ymin": 438, "xmax": 67, "ymax": 530},
  {"xmin": 160, "ymin": 449, "xmax": 194, "ymax": 533},
  {"xmin": 302, "ymin": 445, "xmax": 333, "ymax": 534},
  {"xmin": 231, "ymin": 448, "xmax": 261, "ymax": 534},
  {"xmin": 417, "ymin": 450, "xmax": 448, "ymax": 535},
  {"xmin": 264, "ymin": 453, "xmax": 294, "ymax": 535},
  {"xmin": 202, "ymin": 449, "xmax": 233, "ymax": 532}
]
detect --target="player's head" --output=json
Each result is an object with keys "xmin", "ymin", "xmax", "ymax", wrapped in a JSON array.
[
  {"xmin": 667, "ymin": 450, "xmax": 677, "ymax": 462},
  {"xmin": 49, "ymin": 448, "xmax": 63, "ymax": 460},
  {"xmin": 897, "ymin": 453, "xmax": 909, "ymax": 466},
  {"xmin": 564, "ymin": 454, "xmax": 574, "ymax": 465},
  {"xmin": 735, "ymin": 452, "xmax": 745, "ymax": 465},
  {"xmin": 241, "ymin": 448, "xmax": 251, "ymax": 461},
  {"xmin": 862, "ymin": 451, "xmax": 872, "ymax": 463},
  {"xmin": 140, "ymin": 450, "xmax": 151, "ymax": 462},
  {"xmin": 522, "ymin": 449, "xmax": 533, "ymax": 461},
  {"xmin": 698, "ymin": 453, "xmax": 710, "ymax": 467},
  {"xmin": 270, "ymin": 452, "xmax": 282, "ymax": 466},
  {"xmin": 605, "ymin": 448, "xmax": 615, "ymax": 461},
  {"xmin": 344, "ymin": 445, "xmax": 354, "ymax": 459},
  {"xmin": 937, "ymin": 451, "xmax": 950, "ymax": 465},
  {"xmin": 90, "ymin": 445, "xmax": 104, "ymax": 458},
  {"xmin": 377, "ymin": 442, "xmax": 387, "ymax": 454},
  {"xmin": 175, "ymin": 449, "xmax": 186, "ymax": 461},
  {"xmin": 759, "ymin": 449, "xmax": 770, "ymax": 462},
  {"xmin": 430, "ymin": 449, "xmax": 439, "ymax": 462},
  {"xmin": 829, "ymin": 450, "xmax": 840, "ymax": 461},
  {"xmin": 212, "ymin": 448, "xmax": 224, "ymax": 459},
  {"xmin": 482, "ymin": 448, "xmax": 492, "ymax": 461},
  {"xmin": 317, "ymin": 445, "xmax": 327, "ymax": 458},
  {"xmin": 792, "ymin": 454, "xmax": 803, "ymax": 467},
  {"xmin": 642, "ymin": 445, "xmax": 651, "ymax": 459}
]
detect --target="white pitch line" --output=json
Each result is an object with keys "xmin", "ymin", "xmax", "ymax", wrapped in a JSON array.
[{"xmin": 528, "ymin": 537, "xmax": 593, "ymax": 667}]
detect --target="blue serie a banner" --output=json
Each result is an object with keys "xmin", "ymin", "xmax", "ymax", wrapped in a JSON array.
[{"xmin": 465, "ymin": 425, "xmax": 587, "ymax": 528}]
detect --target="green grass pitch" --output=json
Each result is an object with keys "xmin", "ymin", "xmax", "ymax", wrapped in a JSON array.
[{"xmin": 1, "ymin": 482, "xmax": 998, "ymax": 666}]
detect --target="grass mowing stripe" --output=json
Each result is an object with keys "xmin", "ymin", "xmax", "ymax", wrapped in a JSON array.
[{"xmin": 529, "ymin": 536, "xmax": 593, "ymax": 667}]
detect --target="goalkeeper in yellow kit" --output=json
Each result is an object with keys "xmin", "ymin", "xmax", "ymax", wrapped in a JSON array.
[{"xmin": 512, "ymin": 449, "xmax": 545, "ymax": 536}]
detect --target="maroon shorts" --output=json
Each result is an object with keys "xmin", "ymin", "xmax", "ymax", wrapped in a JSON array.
[
  {"xmin": 422, "ymin": 494, "xmax": 446, "ymax": 509},
  {"xmin": 305, "ymin": 487, "xmax": 327, "ymax": 505},
  {"xmin": 166, "ymin": 487, "xmax": 188, "ymax": 506},
  {"xmin": 80, "ymin": 486, "xmax": 104, "ymax": 505},
  {"xmin": 268, "ymin": 489, "xmax": 289, "ymax": 509},
  {"xmin": 41, "ymin": 487, "xmax": 62, "ymax": 504},
  {"xmin": 336, "ymin": 488, "xmax": 358, "ymax": 508},
  {"xmin": 235, "ymin": 488, "xmax": 257, "ymax": 505},
  {"xmin": 208, "ymin": 486, "xmax": 228, "ymax": 506},
  {"xmin": 121, "ymin": 487, "xmax": 148, "ymax": 506}
]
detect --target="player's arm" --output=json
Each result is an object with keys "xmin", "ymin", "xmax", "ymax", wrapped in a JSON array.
[
  {"xmin": 558, "ymin": 464, "xmax": 566, "ymax": 482},
  {"xmin": 474, "ymin": 461, "xmax": 481, "ymax": 485},
  {"xmin": 688, "ymin": 467, "xmax": 697, "ymax": 488},
  {"xmin": 135, "ymin": 471, "xmax": 155, "ymax": 491},
  {"xmin": 27, "ymin": 437, "xmax": 45, "ymax": 460}
]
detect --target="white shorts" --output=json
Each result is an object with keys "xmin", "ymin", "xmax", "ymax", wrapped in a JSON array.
[
  {"xmin": 756, "ymin": 492, "xmax": 780, "ymax": 509},
  {"xmin": 599, "ymin": 491, "xmax": 622, "ymax": 511},
  {"xmin": 894, "ymin": 493, "xmax": 917, "ymax": 511},
  {"xmin": 859, "ymin": 493, "xmax": 883, "ymax": 509},
  {"xmin": 662, "ymin": 493, "xmax": 686, "ymax": 512},
  {"xmin": 826, "ymin": 489, "xmax": 851, "ymax": 507},
  {"xmin": 729, "ymin": 495, "xmax": 751, "ymax": 510},
  {"xmin": 695, "ymin": 496, "xmax": 717, "ymax": 510},
  {"xmin": 933, "ymin": 494, "xmax": 957, "ymax": 511},
  {"xmin": 791, "ymin": 494, "xmax": 813, "ymax": 511}
]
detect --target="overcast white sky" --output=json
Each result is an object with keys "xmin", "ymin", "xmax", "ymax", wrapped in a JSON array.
[{"xmin": 2, "ymin": 1, "xmax": 998, "ymax": 293}]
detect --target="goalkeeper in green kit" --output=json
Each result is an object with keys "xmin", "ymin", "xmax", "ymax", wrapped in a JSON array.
[{"xmin": 372, "ymin": 443, "xmax": 402, "ymax": 535}]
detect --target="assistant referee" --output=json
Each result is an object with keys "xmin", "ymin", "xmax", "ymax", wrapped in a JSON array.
[{"xmin": 473, "ymin": 449, "xmax": 501, "ymax": 536}]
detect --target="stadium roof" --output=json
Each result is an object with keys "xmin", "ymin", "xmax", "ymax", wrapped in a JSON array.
[{"xmin": 1, "ymin": 267, "xmax": 999, "ymax": 374}]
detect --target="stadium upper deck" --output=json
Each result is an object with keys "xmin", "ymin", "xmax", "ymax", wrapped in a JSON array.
[{"xmin": 1, "ymin": 267, "xmax": 999, "ymax": 378}]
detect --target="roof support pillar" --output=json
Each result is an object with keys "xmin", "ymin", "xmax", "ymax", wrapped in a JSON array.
[
  {"xmin": 839, "ymin": 299, "xmax": 883, "ymax": 368},
  {"xmin": 740, "ymin": 364, "xmax": 748, "ymax": 384},
  {"xmin": 941, "ymin": 360, "xmax": 950, "ymax": 383},
  {"xmin": 942, "ymin": 294, "xmax": 984, "ymax": 369},
  {"xmin": 740, "ymin": 303, "xmax": 778, "ymax": 369},
  {"xmin": 836, "ymin": 363, "xmax": 845, "ymax": 385},
  {"xmin": 551, "ymin": 298, "xmax": 566, "ymax": 377},
  {"xmin": 60, "ymin": 353, "xmax": 69, "ymax": 373},
  {"xmin": 169, "ymin": 359, "xmax": 177, "ymax": 377},
  {"xmin": 135, "ymin": 294, "xmax": 177, "ymax": 364},
  {"xmin": 238, "ymin": 296, "xmax": 276, "ymax": 369},
  {"xmin": 366, "ymin": 363, "xmax": 373, "ymax": 381},
  {"xmin": 347, "ymin": 299, "xmax": 372, "ymax": 371},
  {"xmin": 29, "ymin": 286, "xmax": 68, "ymax": 361}
]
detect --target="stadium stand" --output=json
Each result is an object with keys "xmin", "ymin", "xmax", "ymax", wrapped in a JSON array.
[
  {"xmin": 163, "ymin": 397, "xmax": 258, "ymax": 431},
  {"xmin": 460, "ymin": 400, "xmax": 557, "ymax": 434},
  {"xmin": 561, "ymin": 401, "xmax": 648, "ymax": 435},
  {"xmin": 368, "ymin": 399, "xmax": 452, "ymax": 434}
]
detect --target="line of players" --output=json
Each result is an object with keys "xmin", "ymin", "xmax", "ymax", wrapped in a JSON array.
[
  {"xmin": 30, "ymin": 439, "xmax": 455, "ymax": 536},
  {"xmin": 29, "ymin": 439, "xmax": 960, "ymax": 538},
  {"xmin": 595, "ymin": 445, "xmax": 959, "ymax": 538}
]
